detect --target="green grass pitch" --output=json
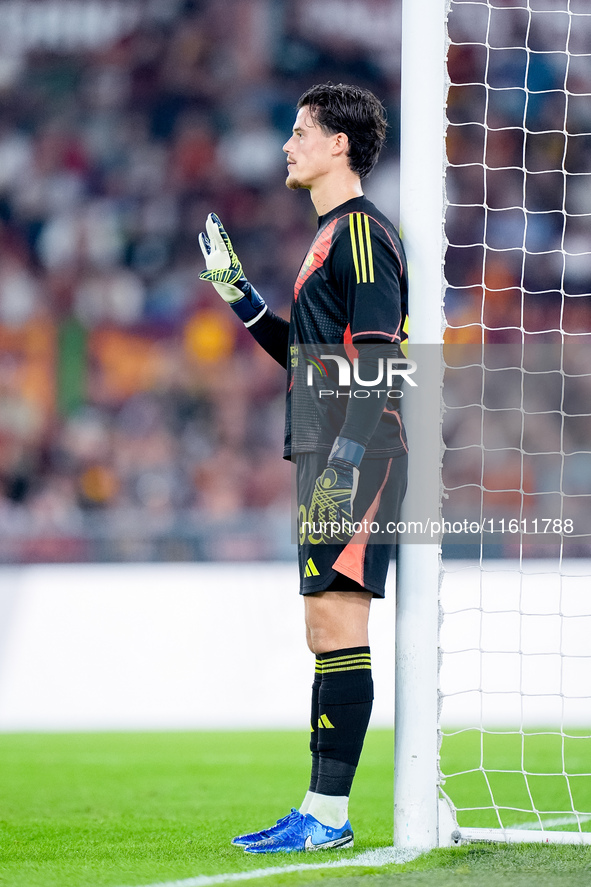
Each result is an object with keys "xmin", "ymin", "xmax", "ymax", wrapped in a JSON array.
[{"xmin": 1, "ymin": 729, "xmax": 590, "ymax": 887}]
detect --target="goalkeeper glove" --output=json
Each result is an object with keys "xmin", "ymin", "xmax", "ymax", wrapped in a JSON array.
[
  {"xmin": 309, "ymin": 437, "xmax": 365, "ymax": 542},
  {"xmin": 198, "ymin": 213, "xmax": 268, "ymax": 327}
]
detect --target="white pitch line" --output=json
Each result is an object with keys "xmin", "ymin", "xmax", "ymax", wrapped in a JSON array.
[
  {"xmin": 509, "ymin": 813, "xmax": 591, "ymax": 831},
  {"xmin": 116, "ymin": 846, "xmax": 418, "ymax": 887}
]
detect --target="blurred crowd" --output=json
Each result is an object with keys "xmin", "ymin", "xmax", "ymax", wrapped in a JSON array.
[
  {"xmin": 443, "ymin": 0, "xmax": 591, "ymax": 555},
  {"xmin": 0, "ymin": 0, "xmax": 402, "ymax": 561},
  {"xmin": 0, "ymin": 0, "xmax": 588, "ymax": 562},
  {"xmin": 445, "ymin": 0, "xmax": 591, "ymax": 339}
]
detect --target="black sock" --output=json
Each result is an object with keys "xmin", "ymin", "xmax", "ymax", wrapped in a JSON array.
[
  {"xmin": 314, "ymin": 646, "xmax": 374, "ymax": 798},
  {"xmin": 308, "ymin": 670, "xmax": 321, "ymax": 792}
]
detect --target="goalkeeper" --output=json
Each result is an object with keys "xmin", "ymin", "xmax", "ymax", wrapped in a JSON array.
[{"xmin": 199, "ymin": 83, "xmax": 408, "ymax": 854}]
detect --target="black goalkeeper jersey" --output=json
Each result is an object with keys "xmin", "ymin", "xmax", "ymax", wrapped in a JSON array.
[{"xmin": 285, "ymin": 195, "xmax": 408, "ymax": 460}]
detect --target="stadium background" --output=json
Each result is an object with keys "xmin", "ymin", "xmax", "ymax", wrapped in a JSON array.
[
  {"xmin": 0, "ymin": 0, "xmax": 590, "ymax": 733},
  {"xmin": 1, "ymin": 0, "xmax": 588, "ymax": 564},
  {"xmin": 0, "ymin": 0, "xmax": 404, "ymax": 734},
  {"xmin": 0, "ymin": 0, "xmax": 405, "ymax": 564}
]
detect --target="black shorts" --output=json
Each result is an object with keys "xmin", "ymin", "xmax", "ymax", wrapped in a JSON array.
[{"xmin": 296, "ymin": 451, "xmax": 408, "ymax": 598}]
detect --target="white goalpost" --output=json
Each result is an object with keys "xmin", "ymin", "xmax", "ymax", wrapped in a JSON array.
[
  {"xmin": 396, "ymin": 0, "xmax": 591, "ymax": 852},
  {"xmin": 394, "ymin": 0, "xmax": 447, "ymax": 854}
]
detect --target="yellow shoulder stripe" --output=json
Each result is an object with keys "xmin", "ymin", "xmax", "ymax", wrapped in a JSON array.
[
  {"xmin": 364, "ymin": 214, "xmax": 374, "ymax": 282},
  {"xmin": 349, "ymin": 213, "xmax": 375, "ymax": 284},
  {"xmin": 356, "ymin": 213, "xmax": 367, "ymax": 282},
  {"xmin": 349, "ymin": 214, "xmax": 361, "ymax": 283}
]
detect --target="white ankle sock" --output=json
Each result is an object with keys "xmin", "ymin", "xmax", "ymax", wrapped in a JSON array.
[
  {"xmin": 301, "ymin": 791, "xmax": 349, "ymax": 828},
  {"xmin": 299, "ymin": 790, "xmax": 313, "ymax": 815}
]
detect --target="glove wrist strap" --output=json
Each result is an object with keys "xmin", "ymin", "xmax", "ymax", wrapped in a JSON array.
[
  {"xmin": 328, "ymin": 436, "xmax": 365, "ymax": 469},
  {"xmin": 229, "ymin": 283, "xmax": 268, "ymax": 326},
  {"xmin": 244, "ymin": 305, "xmax": 268, "ymax": 327}
]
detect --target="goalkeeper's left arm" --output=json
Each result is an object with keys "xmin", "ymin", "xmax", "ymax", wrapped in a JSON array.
[{"xmin": 199, "ymin": 212, "xmax": 289, "ymax": 369}]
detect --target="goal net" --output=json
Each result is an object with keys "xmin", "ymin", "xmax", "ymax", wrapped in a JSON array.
[{"xmin": 438, "ymin": 0, "xmax": 591, "ymax": 845}]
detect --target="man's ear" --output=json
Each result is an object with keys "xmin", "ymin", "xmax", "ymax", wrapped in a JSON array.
[{"xmin": 331, "ymin": 132, "xmax": 349, "ymax": 157}]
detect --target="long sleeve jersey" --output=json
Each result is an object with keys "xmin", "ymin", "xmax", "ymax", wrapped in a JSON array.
[{"xmin": 248, "ymin": 195, "xmax": 409, "ymax": 460}]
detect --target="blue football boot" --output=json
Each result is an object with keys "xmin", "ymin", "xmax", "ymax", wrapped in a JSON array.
[
  {"xmin": 243, "ymin": 811, "xmax": 354, "ymax": 853},
  {"xmin": 231, "ymin": 808, "xmax": 301, "ymax": 846}
]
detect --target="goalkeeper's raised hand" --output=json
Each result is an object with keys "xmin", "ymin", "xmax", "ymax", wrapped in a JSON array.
[
  {"xmin": 309, "ymin": 437, "xmax": 365, "ymax": 542},
  {"xmin": 199, "ymin": 213, "xmax": 268, "ymax": 327}
]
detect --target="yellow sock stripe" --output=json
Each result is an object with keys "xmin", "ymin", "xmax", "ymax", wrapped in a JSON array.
[
  {"xmin": 315, "ymin": 654, "xmax": 372, "ymax": 674},
  {"xmin": 314, "ymin": 665, "xmax": 371, "ymax": 674},
  {"xmin": 349, "ymin": 214, "xmax": 361, "ymax": 284},
  {"xmin": 356, "ymin": 213, "xmax": 367, "ymax": 282},
  {"xmin": 319, "ymin": 653, "xmax": 372, "ymax": 666},
  {"xmin": 320, "ymin": 665, "xmax": 373, "ymax": 674},
  {"xmin": 363, "ymin": 214, "xmax": 374, "ymax": 282}
]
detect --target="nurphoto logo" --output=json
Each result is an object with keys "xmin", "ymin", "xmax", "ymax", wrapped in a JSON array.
[{"xmin": 306, "ymin": 354, "xmax": 417, "ymax": 399}]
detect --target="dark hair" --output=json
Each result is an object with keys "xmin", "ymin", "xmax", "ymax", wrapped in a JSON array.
[{"xmin": 297, "ymin": 83, "xmax": 387, "ymax": 179}]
